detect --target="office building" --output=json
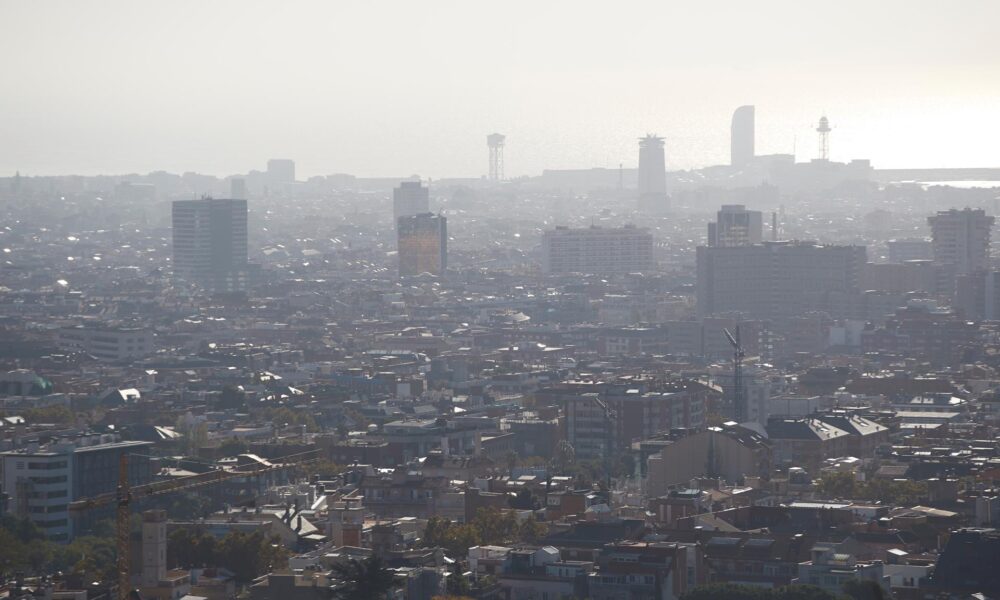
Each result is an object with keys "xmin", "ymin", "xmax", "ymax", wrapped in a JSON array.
[
  {"xmin": 266, "ymin": 159, "xmax": 295, "ymax": 185},
  {"xmin": 637, "ymin": 134, "xmax": 667, "ymax": 210},
  {"xmin": 730, "ymin": 105, "xmax": 755, "ymax": 167},
  {"xmin": 542, "ymin": 225, "xmax": 653, "ymax": 275},
  {"xmin": 392, "ymin": 180, "xmax": 430, "ymax": 224},
  {"xmin": 1, "ymin": 436, "xmax": 153, "ymax": 541},
  {"xmin": 707, "ymin": 204, "xmax": 763, "ymax": 247},
  {"xmin": 172, "ymin": 198, "xmax": 249, "ymax": 291},
  {"xmin": 398, "ymin": 213, "xmax": 447, "ymax": 277},
  {"xmin": 696, "ymin": 241, "xmax": 867, "ymax": 319},
  {"xmin": 928, "ymin": 208, "xmax": 994, "ymax": 275}
]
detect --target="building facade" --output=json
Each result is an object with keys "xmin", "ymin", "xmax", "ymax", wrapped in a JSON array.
[
  {"xmin": 392, "ymin": 181, "xmax": 430, "ymax": 224},
  {"xmin": 542, "ymin": 225, "xmax": 653, "ymax": 275},
  {"xmin": 172, "ymin": 198, "xmax": 249, "ymax": 291},
  {"xmin": 638, "ymin": 135, "xmax": 667, "ymax": 211},
  {"xmin": 708, "ymin": 204, "xmax": 763, "ymax": 247},
  {"xmin": 928, "ymin": 208, "xmax": 994, "ymax": 276},
  {"xmin": 696, "ymin": 241, "xmax": 866, "ymax": 319},
  {"xmin": 0, "ymin": 437, "xmax": 153, "ymax": 540},
  {"xmin": 730, "ymin": 106, "xmax": 755, "ymax": 168},
  {"xmin": 57, "ymin": 324, "xmax": 154, "ymax": 362},
  {"xmin": 398, "ymin": 213, "xmax": 447, "ymax": 277}
]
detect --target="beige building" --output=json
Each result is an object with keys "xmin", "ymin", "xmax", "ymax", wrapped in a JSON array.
[{"xmin": 646, "ymin": 425, "xmax": 771, "ymax": 497}]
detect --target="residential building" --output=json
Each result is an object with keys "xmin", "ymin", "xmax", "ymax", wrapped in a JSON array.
[
  {"xmin": 923, "ymin": 527, "xmax": 1000, "ymax": 595},
  {"xmin": 171, "ymin": 197, "xmax": 249, "ymax": 291},
  {"xmin": 765, "ymin": 418, "xmax": 851, "ymax": 473},
  {"xmin": 589, "ymin": 542, "xmax": 699, "ymax": 600},
  {"xmin": 928, "ymin": 208, "xmax": 994, "ymax": 275},
  {"xmin": 266, "ymin": 159, "xmax": 295, "ymax": 186},
  {"xmin": 392, "ymin": 181, "xmax": 430, "ymax": 225},
  {"xmin": 696, "ymin": 241, "xmax": 866, "ymax": 319},
  {"xmin": 795, "ymin": 545, "xmax": 889, "ymax": 595},
  {"xmin": 542, "ymin": 225, "xmax": 653, "ymax": 275},
  {"xmin": 646, "ymin": 425, "xmax": 772, "ymax": 496}
]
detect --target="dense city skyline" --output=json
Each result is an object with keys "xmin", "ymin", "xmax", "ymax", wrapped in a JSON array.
[{"xmin": 4, "ymin": 4, "xmax": 1000, "ymax": 600}]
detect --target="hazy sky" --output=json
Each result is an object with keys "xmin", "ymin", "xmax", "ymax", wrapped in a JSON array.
[{"xmin": 2, "ymin": 0, "xmax": 999, "ymax": 178}]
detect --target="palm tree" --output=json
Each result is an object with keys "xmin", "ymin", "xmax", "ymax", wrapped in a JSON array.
[{"xmin": 331, "ymin": 554, "xmax": 397, "ymax": 600}]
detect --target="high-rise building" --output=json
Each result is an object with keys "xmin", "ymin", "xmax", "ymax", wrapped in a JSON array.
[
  {"xmin": 731, "ymin": 105, "xmax": 755, "ymax": 167},
  {"xmin": 266, "ymin": 159, "xmax": 295, "ymax": 186},
  {"xmin": 393, "ymin": 180, "xmax": 430, "ymax": 224},
  {"xmin": 696, "ymin": 241, "xmax": 867, "ymax": 319},
  {"xmin": 637, "ymin": 135, "xmax": 667, "ymax": 210},
  {"xmin": 542, "ymin": 225, "xmax": 653, "ymax": 275},
  {"xmin": 928, "ymin": 208, "xmax": 994, "ymax": 275},
  {"xmin": 398, "ymin": 213, "xmax": 447, "ymax": 277},
  {"xmin": 708, "ymin": 204, "xmax": 763, "ymax": 247},
  {"xmin": 172, "ymin": 198, "xmax": 249, "ymax": 291},
  {"xmin": 230, "ymin": 177, "xmax": 247, "ymax": 200}
]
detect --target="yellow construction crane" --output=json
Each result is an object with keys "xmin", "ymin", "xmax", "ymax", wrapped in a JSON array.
[{"xmin": 69, "ymin": 449, "xmax": 321, "ymax": 600}]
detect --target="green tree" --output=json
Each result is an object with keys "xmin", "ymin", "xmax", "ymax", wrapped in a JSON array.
[
  {"xmin": 422, "ymin": 516, "xmax": 452, "ymax": 548},
  {"xmin": 842, "ymin": 579, "xmax": 888, "ymax": 600},
  {"xmin": 0, "ymin": 528, "xmax": 27, "ymax": 572},
  {"xmin": 218, "ymin": 530, "xmax": 288, "ymax": 583},
  {"xmin": 443, "ymin": 525, "xmax": 481, "ymax": 558},
  {"xmin": 518, "ymin": 516, "xmax": 548, "ymax": 545},
  {"xmin": 219, "ymin": 385, "xmax": 247, "ymax": 409},
  {"xmin": 445, "ymin": 562, "xmax": 471, "ymax": 597},
  {"xmin": 331, "ymin": 554, "xmax": 397, "ymax": 600},
  {"xmin": 219, "ymin": 436, "xmax": 249, "ymax": 456},
  {"xmin": 551, "ymin": 440, "xmax": 575, "ymax": 474},
  {"xmin": 816, "ymin": 471, "xmax": 859, "ymax": 499},
  {"xmin": 20, "ymin": 405, "xmax": 75, "ymax": 425},
  {"xmin": 680, "ymin": 582, "xmax": 772, "ymax": 600},
  {"xmin": 771, "ymin": 585, "xmax": 841, "ymax": 600},
  {"xmin": 680, "ymin": 583, "xmax": 840, "ymax": 600},
  {"xmin": 504, "ymin": 450, "xmax": 520, "ymax": 473},
  {"xmin": 472, "ymin": 508, "xmax": 519, "ymax": 546}
]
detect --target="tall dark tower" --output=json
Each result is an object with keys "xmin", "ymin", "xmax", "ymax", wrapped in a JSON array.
[{"xmin": 730, "ymin": 105, "xmax": 755, "ymax": 167}]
